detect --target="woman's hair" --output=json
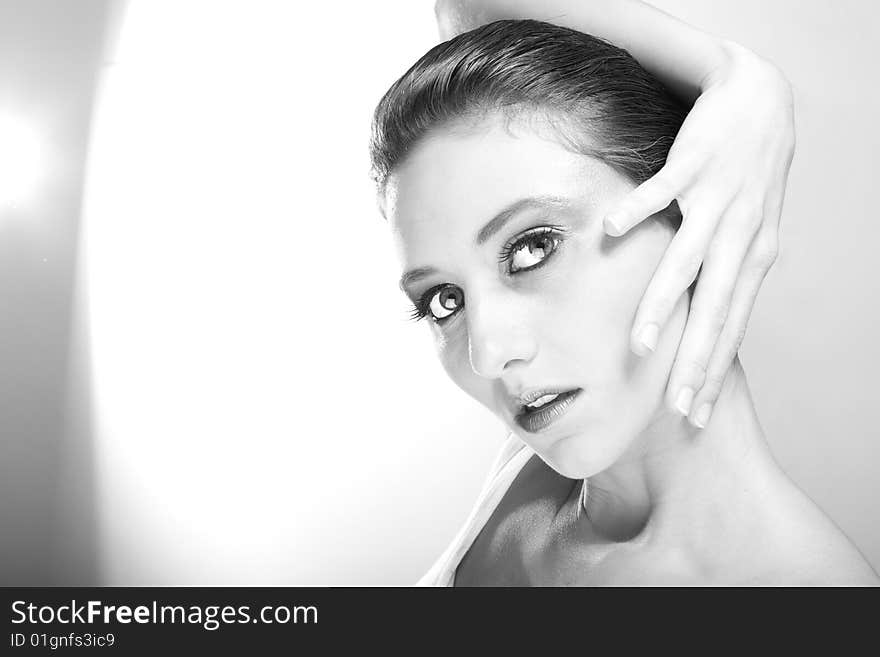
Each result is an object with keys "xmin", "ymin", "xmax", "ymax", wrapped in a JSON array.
[{"xmin": 370, "ymin": 19, "xmax": 687, "ymax": 191}]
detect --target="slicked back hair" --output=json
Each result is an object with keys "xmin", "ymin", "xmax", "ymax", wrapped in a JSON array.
[{"xmin": 370, "ymin": 19, "xmax": 687, "ymax": 193}]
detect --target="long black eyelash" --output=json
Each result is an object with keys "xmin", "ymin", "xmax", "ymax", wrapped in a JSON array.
[
  {"xmin": 408, "ymin": 303, "xmax": 427, "ymax": 323},
  {"xmin": 407, "ymin": 283, "xmax": 447, "ymax": 323},
  {"xmin": 498, "ymin": 226, "xmax": 565, "ymax": 267}
]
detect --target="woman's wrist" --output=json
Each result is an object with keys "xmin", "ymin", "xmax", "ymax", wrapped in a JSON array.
[
  {"xmin": 698, "ymin": 39, "xmax": 795, "ymax": 148},
  {"xmin": 703, "ymin": 39, "xmax": 792, "ymax": 101}
]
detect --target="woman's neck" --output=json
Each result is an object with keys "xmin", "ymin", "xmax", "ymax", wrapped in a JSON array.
[{"xmin": 581, "ymin": 357, "xmax": 778, "ymax": 549}]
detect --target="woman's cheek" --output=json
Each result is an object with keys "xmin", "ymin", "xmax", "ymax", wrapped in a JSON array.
[
  {"xmin": 550, "ymin": 252, "xmax": 634, "ymax": 370},
  {"xmin": 550, "ymin": 247, "xmax": 649, "ymax": 421},
  {"xmin": 434, "ymin": 319, "xmax": 484, "ymax": 400}
]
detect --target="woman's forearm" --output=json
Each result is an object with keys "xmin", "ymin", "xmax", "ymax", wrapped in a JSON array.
[{"xmin": 435, "ymin": 0, "xmax": 736, "ymax": 101}]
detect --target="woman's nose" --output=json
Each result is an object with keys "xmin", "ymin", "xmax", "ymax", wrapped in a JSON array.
[{"xmin": 466, "ymin": 293, "xmax": 538, "ymax": 380}]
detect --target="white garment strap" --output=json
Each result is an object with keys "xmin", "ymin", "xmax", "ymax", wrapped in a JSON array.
[{"xmin": 416, "ymin": 435, "xmax": 534, "ymax": 586}]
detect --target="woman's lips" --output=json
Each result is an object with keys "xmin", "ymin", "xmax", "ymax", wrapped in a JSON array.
[{"xmin": 515, "ymin": 388, "xmax": 582, "ymax": 433}]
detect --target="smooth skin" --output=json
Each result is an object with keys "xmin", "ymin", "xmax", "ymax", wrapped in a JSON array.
[
  {"xmin": 435, "ymin": 0, "xmax": 796, "ymax": 430},
  {"xmin": 386, "ymin": 119, "xmax": 877, "ymax": 585}
]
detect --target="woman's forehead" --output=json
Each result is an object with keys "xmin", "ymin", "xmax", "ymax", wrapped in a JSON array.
[{"xmin": 385, "ymin": 122, "xmax": 622, "ymax": 245}]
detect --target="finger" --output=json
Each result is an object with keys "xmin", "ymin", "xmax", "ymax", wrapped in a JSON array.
[
  {"xmin": 665, "ymin": 205, "xmax": 757, "ymax": 419},
  {"xmin": 604, "ymin": 158, "xmax": 696, "ymax": 236},
  {"xmin": 629, "ymin": 196, "xmax": 730, "ymax": 357},
  {"xmin": 763, "ymin": 176, "xmax": 786, "ymax": 229},
  {"xmin": 687, "ymin": 228, "xmax": 779, "ymax": 428}
]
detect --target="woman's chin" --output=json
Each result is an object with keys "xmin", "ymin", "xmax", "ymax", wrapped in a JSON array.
[{"xmin": 528, "ymin": 429, "xmax": 626, "ymax": 480}]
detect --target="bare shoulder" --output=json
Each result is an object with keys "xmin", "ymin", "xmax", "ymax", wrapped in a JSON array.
[
  {"xmin": 763, "ymin": 524, "xmax": 879, "ymax": 585},
  {"xmin": 625, "ymin": 533, "xmax": 879, "ymax": 586},
  {"xmin": 747, "ymin": 538, "xmax": 880, "ymax": 586},
  {"xmin": 737, "ymin": 476, "xmax": 879, "ymax": 585}
]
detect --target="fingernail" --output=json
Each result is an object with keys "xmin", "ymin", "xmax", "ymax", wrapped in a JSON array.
[
  {"xmin": 636, "ymin": 323, "xmax": 659, "ymax": 355},
  {"xmin": 675, "ymin": 387, "xmax": 694, "ymax": 416},
  {"xmin": 693, "ymin": 403, "xmax": 713, "ymax": 429},
  {"xmin": 604, "ymin": 214, "xmax": 624, "ymax": 236}
]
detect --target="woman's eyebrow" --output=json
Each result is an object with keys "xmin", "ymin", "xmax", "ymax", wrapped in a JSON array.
[
  {"xmin": 475, "ymin": 195, "xmax": 572, "ymax": 245},
  {"xmin": 399, "ymin": 266, "xmax": 437, "ymax": 294}
]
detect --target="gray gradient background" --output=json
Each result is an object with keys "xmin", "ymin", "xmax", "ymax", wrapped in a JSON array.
[{"xmin": 0, "ymin": 0, "xmax": 877, "ymax": 585}]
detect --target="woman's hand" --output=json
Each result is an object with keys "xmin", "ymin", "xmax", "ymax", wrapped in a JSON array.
[{"xmin": 604, "ymin": 42, "xmax": 795, "ymax": 428}]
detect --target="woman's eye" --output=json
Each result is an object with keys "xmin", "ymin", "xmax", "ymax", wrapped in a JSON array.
[
  {"xmin": 508, "ymin": 231, "xmax": 560, "ymax": 273},
  {"xmin": 428, "ymin": 285, "xmax": 464, "ymax": 321}
]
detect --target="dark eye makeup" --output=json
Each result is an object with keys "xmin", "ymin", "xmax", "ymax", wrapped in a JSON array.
[
  {"xmin": 499, "ymin": 225, "xmax": 565, "ymax": 275},
  {"xmin": 408, "ymin": 224, "xmax": 567, "ymax": 324},
  {"xmin": 408, "ymin": 283, "xmax": 463, "ymax": 323}
]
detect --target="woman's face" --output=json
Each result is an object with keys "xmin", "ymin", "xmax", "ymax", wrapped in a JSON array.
[{"xmin": 385, "ymin": 118, "xmax": 688, "ymax": 478}]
